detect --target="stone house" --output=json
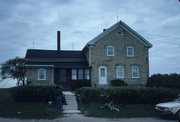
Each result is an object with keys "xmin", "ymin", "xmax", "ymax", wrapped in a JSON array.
[{"xmin": 25, "ymin": 20, "xmax": 152, "ymax": 88}]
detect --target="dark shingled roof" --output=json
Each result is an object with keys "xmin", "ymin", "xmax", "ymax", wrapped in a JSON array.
[
  {"xmin": 25, "ymin": 49, "xmax": 86, "ymax": 59},
  {"xmin": 25, "ymin": 49, "xmax": 90, "ymax": 68}
]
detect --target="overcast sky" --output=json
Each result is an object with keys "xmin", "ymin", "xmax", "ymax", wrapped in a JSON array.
[{"xmin": 0, "ymin": 0, "xmax": 180, "ymax": 75}]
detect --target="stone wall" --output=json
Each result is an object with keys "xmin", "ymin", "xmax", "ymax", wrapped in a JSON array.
[
  {"xmin": 90, "ymin": 26, "xmax": 150, "ymax": 87},
  {"xmin": 26, "ymin": 66, "xmax": 54, "ymax": 85}
]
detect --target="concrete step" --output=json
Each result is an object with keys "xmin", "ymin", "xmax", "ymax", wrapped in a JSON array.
[
  {"xmin": 66, "ymin": 101, "xmax": 77, "ymax": 104},
  {"xmin": 63, "ymin": 104, "xmax": 78, "ymax": 107},
  {"xmin": 63, "ymin": 106, "xmax": 78, "ymax": 110},
  {"xmin": 63, "ymin": 110, "xmax": 81, "ymax": 114},
  {"xmin": 63, "ymin": 91, "xmax": 80, "ymax": 114}
]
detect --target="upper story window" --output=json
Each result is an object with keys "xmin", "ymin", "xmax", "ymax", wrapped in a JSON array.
[
  {"xmin": 72, "ymin": 69, "xmax": 77, "ymax": 80},
  {"xmin": 38, "ymin": 69, "xmax": 46, "ymax": 80},
  {"xmin": 127, "ymin": 46, "xmax": 134, "ymax": 57},
  {"xmin": 116, "ymin": 66, "xmax": 124, "ymax": 78},
  {"xmin": 132, "ymin": 66, "xmax": 139, "ymax": 78},
  {"xmin": 107, "ymin": 46, "xmax": 114, "ymax": 56},
  {"xmin": 116, "ymin": 31, "xmax": 124, "ymax": 35}
]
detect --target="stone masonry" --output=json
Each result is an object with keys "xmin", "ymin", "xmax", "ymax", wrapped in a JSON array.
[
  {"xmin": 26, "ymin": 66, "xmax": 54, "ymax": 85},
  {"xmin": 90, "ymin": 26, "xmax": 149, "ymax": 86}
]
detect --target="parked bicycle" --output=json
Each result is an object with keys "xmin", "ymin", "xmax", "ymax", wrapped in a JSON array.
[{"xmin": 100, "ymin": 101, "xmax": 120, "ymax": 112}]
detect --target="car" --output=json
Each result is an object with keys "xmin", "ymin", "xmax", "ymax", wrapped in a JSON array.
[{"xmin": 155, "ymin": 96, "xmax": 180, "ymax": 118}]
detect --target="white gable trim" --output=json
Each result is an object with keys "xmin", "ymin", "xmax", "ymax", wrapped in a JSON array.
[{"xmin": 86, "ymin": 21, "xmax": 152, "ymax": 48}]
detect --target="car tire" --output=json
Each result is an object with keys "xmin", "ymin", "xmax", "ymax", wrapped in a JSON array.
[{"xmin": 176, "ymin": 110, "xmax": 180, "ymax": 120}]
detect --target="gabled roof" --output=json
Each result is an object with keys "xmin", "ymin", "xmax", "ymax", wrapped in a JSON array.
[{"xmin": 86, "ymin": 20, "xmax": 152, "ymax": 48}]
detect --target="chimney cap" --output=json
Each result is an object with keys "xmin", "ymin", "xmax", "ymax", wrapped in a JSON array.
[{"xmin": 103, "ymin": 29, "xmax": 107, "ymax": 32}]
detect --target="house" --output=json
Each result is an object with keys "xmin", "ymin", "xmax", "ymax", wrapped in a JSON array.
[{"xmin": 25, "ymin": 20, "xmax": 152, "ymax": 88}]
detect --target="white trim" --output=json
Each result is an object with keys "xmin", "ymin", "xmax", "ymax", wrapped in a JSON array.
[
  {"xmin": 107, "ymin": 46, "xmax": 114, "ymax": 56},
  {"xmin": 38, "ymin": 69, "xmax": 46, "ymax": 80},
  {"xmin": 52, "ymin": 68, "xmax": 54, "ymax": 84},
  {"xmin": 99, "ymin": 66, "xmax": 107, "ymax": 84},
  {"xmin": 127, "ymin": 46, "xmax": 134, "ymax": 57},
  {"xmin": 132, "ymin": 66, "xmax": 139, "ymax": 78},
  {"xmin": 116, "ymin": 66, "xmax": 124, "ymax": 78},
  {"xmin": 25, "ymin": 65, "xmax": 54, "ymax": 67},
  {"xmin": 86, "ymin": 20, "xmax": 152, "ymax": 48}
]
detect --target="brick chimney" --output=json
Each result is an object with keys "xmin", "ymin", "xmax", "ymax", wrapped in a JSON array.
[{"xmin": 57, "ymin": 31, "xmax": 60, "ymax": 51}]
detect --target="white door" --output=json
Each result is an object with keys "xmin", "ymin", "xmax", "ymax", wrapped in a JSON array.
[{"xmin": 99, "ymin": 66, "xmax": 107, "ymax": 84}]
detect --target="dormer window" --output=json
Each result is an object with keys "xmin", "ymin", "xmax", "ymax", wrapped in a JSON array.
[
  {"xmin": 127, "ymin": 46, "xmax": 134, "ymax": 57},
  {"xmin": 107, "ymin": 46, "xmax": 114, "ymax": 56}
]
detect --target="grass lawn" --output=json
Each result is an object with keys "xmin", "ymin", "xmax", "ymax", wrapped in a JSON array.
[
  {"xmin": 79, "ymin": 103, "xmax": 159, "ymax": 118},
  {"xmin": 0, "ymin": 88, "xmax": 61, "ymax": 119}
]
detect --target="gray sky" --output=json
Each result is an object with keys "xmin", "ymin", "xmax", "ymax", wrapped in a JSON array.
[{"xmin": 0, "ymin": 0, "xmax": 180, "ymax": 75}]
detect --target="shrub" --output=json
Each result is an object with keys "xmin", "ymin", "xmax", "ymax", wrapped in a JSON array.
[
  {"xmin": 147, "ymin": 73, "xmax": 180, "ymax": 89},
  {"xmin": 110, "ymin": 79, "xmax": 127, "ymax": 86},
  {"xmin": 77, "ymin": 87, "xmax": 103, "ymax": 103},
  {"xmin": 9, "ymin": 85, "xmax": 62, "ymax": 102},
  {"xmin": 78, "ymin": 86, "xmax": 179, "ymax": 104},
  {"xmin": 70, "ymin": 80, "xmax": 91, "ymax": 90}
]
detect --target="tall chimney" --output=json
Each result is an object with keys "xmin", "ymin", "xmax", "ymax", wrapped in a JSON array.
[{"xmin": 57, "ymin": 31, "xmax": 60, "ymax": 51}]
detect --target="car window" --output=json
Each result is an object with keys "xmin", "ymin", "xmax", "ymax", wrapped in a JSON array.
[{"xmin": 174, "ymin": 97, "xmax": 180, "ymax": 102}]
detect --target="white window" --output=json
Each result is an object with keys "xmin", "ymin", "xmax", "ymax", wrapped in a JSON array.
[
  {"xmin": 116, "ymin": 31, "xmax": 124, "ymax": 35},
  {"xmin": 72, "ymin": 69, "xmax": 77, "ymax": 80},
  {"xmin": 107, "ymin": 46, "xmax": 114, "ymax": 56},
  {"xmin": 78, "ymin": 69, "xmax": 84, "ymax": 80},
  {"xmin": 132, "ymin": 66, "xmax": 139, "ymax": 78},
  {"xmin": 38, "ymin": 69, "xmax": 46, "ymax": 80},
  {"xmin": 116, "ymin": 66, "xmax": 124, "ymax": 78},
  {"xmin": 100, "ymin": 68, "xmax": 105, "ymax": 77},
  {"xmin": 127, "ymin": 46, "xmax": 134, "ymax": 57},
  {"xmin": 85, "ymin": 69, "xmax": 90, "ymax": 80}
]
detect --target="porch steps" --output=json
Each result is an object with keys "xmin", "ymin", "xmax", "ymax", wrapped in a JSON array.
[{"xmin": 62, "ymin": 91, "xmax": 81, "ymax": 114}]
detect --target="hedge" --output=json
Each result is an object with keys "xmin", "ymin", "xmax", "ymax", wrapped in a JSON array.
[
  {"xmin": 9, "ymin": 85, "xmax": 62, "ymax": 102},
  {"xmin": 77, "ymin": 87, "xmax": 104, "ymax": 103},
  {"xmin": 147, "ymin": 73, "xmax": 180, "ymax": 89},
  {"xmin": 78, "ymin": 87, "xmax": 179, "ymax": 104},
  {"xmin": 70, "ymin": 80, "xmax": 91, "ymax": 90},
  {"xmin": 110, "ymin": 79, "xmax": 127, "ymax": 86}
]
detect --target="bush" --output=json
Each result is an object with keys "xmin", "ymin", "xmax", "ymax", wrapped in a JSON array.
[
  {"xmin": 77, "ymin": 87, "xmax": 103, "ymax": 103},
  {"xmin": 110, "ymin": 79, "xmax": 127, "ymax": 86},
  {"xmin": 9, "ymin": 85, "xmax": 62, "ymax": 102},
  {"xmin": 70, "ymin": 80, "xmax": 91, "ymax": 90},
  {"xmin": 78, "ymin": 86, "xmax": 179, "ymax": 104},
  {"xmin": 147, "ymin": 73, "xmax": 180, "ymax": 89}
]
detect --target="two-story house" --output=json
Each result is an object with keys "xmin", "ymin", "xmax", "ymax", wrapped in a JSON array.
[{"xmin": 25, "ymin": 20, "xmax": 152, "ymax": 88}]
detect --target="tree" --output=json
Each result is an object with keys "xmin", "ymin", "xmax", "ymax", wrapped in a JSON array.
[{"xmin": 0, "ymin": 57, "xmax": 26, "ymax": 85}]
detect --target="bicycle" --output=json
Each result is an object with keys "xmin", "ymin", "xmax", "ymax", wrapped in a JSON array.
[{"xmin": 100, "ymin": 101, "xmax": 120, "ymax": 112}]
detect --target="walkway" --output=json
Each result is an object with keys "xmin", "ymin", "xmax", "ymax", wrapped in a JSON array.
[{"xmin": 62, "ymin": 91, "xmax": 81, "ymax": 114}]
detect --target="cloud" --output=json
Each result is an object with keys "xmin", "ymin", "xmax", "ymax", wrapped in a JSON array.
[{"xmin": 0, "ymin": 0, "xmax": 180, "ymax": 75}]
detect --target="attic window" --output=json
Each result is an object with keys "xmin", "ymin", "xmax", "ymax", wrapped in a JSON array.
[{"xmin": 116, "ymin": 31, "xmax": 124, "ymax": 35}]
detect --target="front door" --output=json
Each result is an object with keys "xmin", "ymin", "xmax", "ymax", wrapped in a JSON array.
[
  {"xmin": 99, "ymin": 66, "xmax": 107, "ymax": 84},
  {"xmin": 59, "ymin": 69, "xmax": 67, "ymax": 87}
]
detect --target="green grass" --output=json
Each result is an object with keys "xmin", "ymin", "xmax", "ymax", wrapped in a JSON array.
[
  {"xmin": 79, "ymin": 103, "xmax": 159, "ymax": 118},
  {"xmin": 0, "ymin": 88, "xmax": 61, "ymax": 119}
]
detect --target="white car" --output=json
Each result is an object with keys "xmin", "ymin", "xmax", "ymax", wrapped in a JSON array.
[{"xmin": 155, "ymin": 97, "xmax": 180, "ymax": 117}]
